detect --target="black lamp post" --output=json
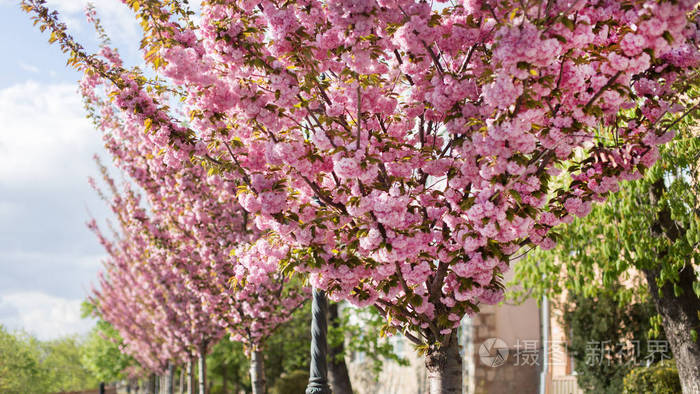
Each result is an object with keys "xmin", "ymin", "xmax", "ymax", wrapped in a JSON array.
[{"xmin": 305, "ymin": 288, "xmax": 332, "ymax": 394}]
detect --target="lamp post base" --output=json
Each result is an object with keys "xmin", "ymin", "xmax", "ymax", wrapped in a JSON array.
[
  {"xmin": 306, "ymin": 288, "xmax": 332, "ymax": 394},
  {"xmin": 306, "ymin": 384, "xmax": 332, "ymax": 394}
]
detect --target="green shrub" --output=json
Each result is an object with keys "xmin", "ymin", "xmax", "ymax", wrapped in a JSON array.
[
  {"xmin": 269, "ymin": 369, "xmax": 309, "ymax": 394},
  {"xmin": 622, "ymin": 359, "xmax": 681, "ymax": 394},
  {"xmin": 563, "ymin": 287, "xmax": 658, "ymax": 394}
]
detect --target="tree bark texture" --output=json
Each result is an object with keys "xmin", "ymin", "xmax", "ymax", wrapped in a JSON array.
[
  {"xmin": 425, "ymin": 334, "xmax": 462, "ymax": 394},
  {"xmin": 250, "ymin": 349, "xmax": 266, "ymax": 394},
  {"xmin": 222, "ymin": 365, "xmax": 228, "ymax": 394},
  {"xmin": 187, "ymin": 360, "xmax": 195, "ymax": 394},
  {"xmin": 147, "ymin": 373, "xmax": 157, "ymax": 394},
  {"xmin": 165, "ymin": 362, "xmax": 174, "ymax": 394},
  {"xmin": 647, "ymin": 178, "xmax": 700, "ymax": 394},
  {"xmin": 643, "ymin": 265, "xmax": 700, "ymax": 394},
  {"xmin": 327, "ymin": 303, "xmax": 353, "ymax": 394},
  {"xmin": 198, "ymin": 343, "xmax": 207, "ymax": 394}
]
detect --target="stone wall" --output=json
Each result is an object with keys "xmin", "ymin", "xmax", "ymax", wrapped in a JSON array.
[
  {"xmin": 346, "ymin": 301, "xmax": 542, "ymax": 394},
  {"xmin": 467, "ymin": 307, "xmax": 541, "ymax": 394}
]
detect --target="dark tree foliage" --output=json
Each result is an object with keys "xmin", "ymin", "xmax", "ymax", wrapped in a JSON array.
[
  {"xmin": 206, "ymin": 339, "xmax": 250, "ymax": 394},
  {"xmin": 262, "ymin": 301, "xmax": 313, "ymax": 388},
  {"xmin": 563, "ymin": 286, "xmax": 665, "ymax": 394}
]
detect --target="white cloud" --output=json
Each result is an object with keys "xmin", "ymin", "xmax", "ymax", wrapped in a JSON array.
[
  {"xmin": 46, "ymin": 0, "xmax": 140, "ymax": 42},
  {"xmin": 0, "ymin": 3, "xmax": 128, "ymax": 341},
  {"xmin": 0, "ymin": 80, "xmax": 111, "ymax": 339},
  {"xmin": 0, "ymin": 81, "xmax": 99, "ymax": 189},
  {"xmin": 1, "ymin": 0, "xmax": 142, "ymax": 55},
  {"xmin": 19, "ymin": 62, "xmax": 40, "ymax": 73},
  {"xmin": 0, "ymin": 292, "xmax": 94, "ymax": 340},
  {"xmin": 0, "ymin": 250, "xmax": 106, "ymax": 299}
]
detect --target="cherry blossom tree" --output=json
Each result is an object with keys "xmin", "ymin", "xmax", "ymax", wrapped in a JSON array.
[
  {"xmin": 24, "ymin": 0, "xmax": 700, "ymax": 391},
  {"xmin": 88, "ymin": 170, "xmax": 222, "ymax": 382},
  {"xmin": 73, "ymin": 10, "xmax": 309, "ymax": 392},
  {"xmin": 89, "ymin": 164, "xmax": 306, "ymax": 394},
  {"xmin": 81, "ymin": 27, "xmax": 309, "ymax": 385}
]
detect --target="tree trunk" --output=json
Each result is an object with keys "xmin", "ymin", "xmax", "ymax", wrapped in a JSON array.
[
  {"xmin": 165, "ymin": 362, "xmax": 174, "ymax": 394},
  {"xmin": 327, "ymin": 303, "xmax": 353, "ymax": 394},
  {"xmin": 643, "ymin": 265, "xmax": 700, "ymax": 394},
  {"xmin": 249, "ymin": 349, "xmax": 266, "ymax": 394},
  {"xmin": 198, "ymin": 342, "xmax": 208, "ymax": 394},
  {"xmin": 179, "ymin": 366, "xmax": 185, "ymax": 394},
  {"xmin": 187, "ymin": 360, "xmax": 195, "ymax": 394},
  {"xmin": 645, "ymin": 179, "xmax": 700, "ymax": 394},
  {"xmin": 425, "ymin": 334, "xmax": 462, "ymax": 394},
  {"xmin": 148, "ymin": 373, "xmax": 157, "ymax": 394}
]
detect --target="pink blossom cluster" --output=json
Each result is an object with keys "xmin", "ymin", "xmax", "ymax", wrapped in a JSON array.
[
  {"xmin": 34, "ymin": 0, "xmax": 700, "ymax": 347},
  {"xmin": 159, "ymin": 0, "xmax": 698, "ymax": 342},
  {"xmin": 81, "ymin": 46, "xmax": 307, "ymax": 360},
  {"xmin": 88, "ymin": 179, "xmax": 221, "ymax": 372}
]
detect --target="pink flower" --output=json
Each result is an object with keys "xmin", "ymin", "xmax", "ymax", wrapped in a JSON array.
[
  {"xmin": 359, "ymin": 228, "xmax": 382, "ymax": 251},
  {"xmin": 333, "ymin": 157, "xmax": 361, "ymax": 180},
  {"xmin": 483, "ymin": 74, "xmax": 522, "ymax": 110},
  {"xmin": 607, "ymin": 52, "xmax": 629, "ymax": 71},
  {"xmin": 620, "ymin": 34, "xmax": 647, "ymax": 56},
  {"xmin": 260, "ymin": 191, "xmax": 286, "ymax": 214}
]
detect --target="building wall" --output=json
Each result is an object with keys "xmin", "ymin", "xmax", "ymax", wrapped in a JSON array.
[
  {"xmin": 345, "ymin": 265, "xmax": 587, "ymax": 394},
  {"xmin": 467, "ymin": 302, "xmax": 541, "ymax": 394},
  {"xmin": 346, "ymin": 297, "xmax": 542, "ymax": 394},
  {"xmin": 546, "ymin": 285, "xmax": 584, "ymax": 394}
]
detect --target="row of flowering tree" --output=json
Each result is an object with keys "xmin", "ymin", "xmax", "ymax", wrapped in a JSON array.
[
  {"xmin": 88, "ymin": 165, "xmax": 219, "ymax": 387},
  {"xmin": 81, "ymin": 18, "xmax": 308, "ymax": 387},
  {"xmin": 23, "ymin": 0, "xmax": 700, "ymax": 391},
  {"xmin": 88, "ymin": 158, "xmax": 305, "ymax": 393}
]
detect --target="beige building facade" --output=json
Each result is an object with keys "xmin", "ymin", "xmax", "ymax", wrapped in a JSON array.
[{"xmin": 347, "ymin": 295, "xmax": 583, "ymax": 394}]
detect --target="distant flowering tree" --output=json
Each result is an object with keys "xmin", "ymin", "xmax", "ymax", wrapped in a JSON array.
[
  {"xmin": 88, "ymin": 170, "xmax": 222, "ymax": 375},
  {"xmin": 77, "ymin": 11, "xmax": 307, "ymax": 393},
  {"xmin": 24, "ymin": 0, "xmax": 700, "ymax": 390},
  {"xmin": 80, "ymin": 20, "xmax": 309, "ymax": 384},
  {"xmin": 89, "ymin": 164, "xmax": 306, "ymax": 394}
]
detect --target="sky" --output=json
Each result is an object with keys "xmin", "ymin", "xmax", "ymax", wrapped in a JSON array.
[{"xmin": 0, "ymin": 0, "xmax": 143, "ymax": 340}]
